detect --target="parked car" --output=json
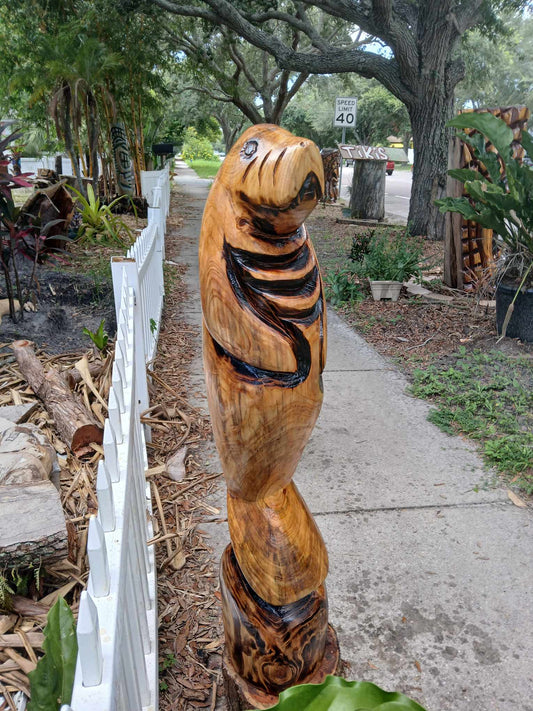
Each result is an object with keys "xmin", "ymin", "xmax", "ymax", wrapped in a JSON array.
[{"xmin": 386, "ymin": 160, "xmax": 394, "ymax": 175}]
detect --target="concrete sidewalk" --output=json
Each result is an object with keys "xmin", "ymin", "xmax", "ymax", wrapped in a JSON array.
[{"xmin": 172, "ymin": 161, "xmax": 532, "ymax": 711}]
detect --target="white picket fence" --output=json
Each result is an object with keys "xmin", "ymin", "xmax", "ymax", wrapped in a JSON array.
[{"xmin": 61, "ymin": 169, "xmax": 171, "ymax": 711}]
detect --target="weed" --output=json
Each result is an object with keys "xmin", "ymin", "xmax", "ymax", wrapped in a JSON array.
[
  {"xmin": 349, "ymin": 231, "xmax": 373, "ymax": 262},
  {"xmin": 158, "ymin": 651, "xmax": 176, "ymax": 692},
  {"xmin": 411, "ymin": 349, "xmax": 533, "ymax": 494},
  {"xmin": 83, "ymin": 319, "xmax": 109, "ymax": 352},
  {"xmin": 325, "ymin": 269, "xmax": 363, "ymax": 306},
  {"xmin": 150, "ymin": 317, "xmax": 157, "ymax": 335},
  {"xmin": 160, "ymin": 653, "xmax": 177, "ymax": 670}
]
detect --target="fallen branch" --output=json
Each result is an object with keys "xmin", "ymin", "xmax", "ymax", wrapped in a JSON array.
[
  {"xmin": 406, "ymin": 333, "xmax": 439, "ymax": 351},
  {"xmin": 11, "ymin": 340, "xmax": 103, "ymax": 454}
]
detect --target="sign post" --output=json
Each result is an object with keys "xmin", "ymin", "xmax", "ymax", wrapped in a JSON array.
[{"xmin": 334, "ymin": 97, "xmax": 357, "ymax": 196}]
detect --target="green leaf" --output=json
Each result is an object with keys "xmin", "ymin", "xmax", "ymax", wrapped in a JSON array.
[
  {"xmin": 435, "ymin": 197, "xmax": 479, "ymax": 220},
  {"xmin": 520, "ymin": 130, "xmax": 533, "ymax": 161},
  {"xmin": 447, "ymin": 168, "xmax": 489, "ymax": 184},
  {"xmin": 28, "ymin": 598, "xmax": 78, "ymax": 710},
  {"xmin": 254, "ymin": 676, "xmax": 427, "ymax": 711},
  {"xmin": 448, "ymin": 113, "xmax": 513, "ymax": 161}
]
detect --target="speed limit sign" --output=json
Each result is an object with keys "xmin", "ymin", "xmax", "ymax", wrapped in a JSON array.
[{"xmin": 334, "ymin": 97, "xmax": 357, "ymax": 127}]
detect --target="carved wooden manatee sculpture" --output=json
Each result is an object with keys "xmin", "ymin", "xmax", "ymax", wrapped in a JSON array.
[{"xmin": 200, "ymin": 124, "xmax": 337, "ymax": 697}]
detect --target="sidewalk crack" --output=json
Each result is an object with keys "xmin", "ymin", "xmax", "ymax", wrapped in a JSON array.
[{"xmin": 313, "ymin": 499, "xmax": 510, "ymax": 516}]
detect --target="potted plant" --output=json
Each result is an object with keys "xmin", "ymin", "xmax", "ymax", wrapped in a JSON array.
[
  {"xmin": 436, "ymin": 112, "xmax": 533, "ymax": 342},
  {"xmin": 354, "ymin": 229, "xmax": 424, "ymax": 301}
]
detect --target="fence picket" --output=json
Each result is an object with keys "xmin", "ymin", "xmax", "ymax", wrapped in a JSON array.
[
  {"xmin": 87, "ymin": 516, "xmax": 110, "ymax": 598},
  {"xmin": 69, "ymin": 167, "xmax": 168, "ymax": 710},
  {"xmin": 76, "ymin": 592, "xmax": 103, "ymax": 687},
  {"xmin": 96, "ymin": 461, "xmax": 115, "ymax": 532}
]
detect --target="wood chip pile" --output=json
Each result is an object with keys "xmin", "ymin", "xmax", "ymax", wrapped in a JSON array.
[
  {"xmin": 147, "ymin": 191, "xmax": 224, "ymax": 710},
  {"xmin": 0, "ymin": 344, "xmax": 113, "ymax": 706}
]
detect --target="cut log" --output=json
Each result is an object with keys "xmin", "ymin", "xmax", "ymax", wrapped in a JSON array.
[
  {"xmin": 11, "ymin": 340, "xmax": 103, "ymax": 454},
  {"xmin": 0, "ymin": 417, "xmax": 58, "ymax": 487},
  {"xmin": 0, "ymin": 481, "xmax": 68, "ymax": 567},
  {"xmin": 350, "ymin": 159, "xmax": 386, "ymax": 220},
  {"xmin": 65, "ymin": 361, "xmax": 103, "ymax": 389}
]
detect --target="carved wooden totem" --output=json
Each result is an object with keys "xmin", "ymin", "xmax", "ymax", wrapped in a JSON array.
[
  {"xmin": 200, "ymin": 125, "xmax": 339, "ymax": 707},
  {"xmin": 320, "ymin": 148, "xmax": 340, "ymax": 203}
]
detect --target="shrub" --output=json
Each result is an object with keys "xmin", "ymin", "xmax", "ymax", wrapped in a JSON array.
[
  {"xmin": 349, "ymin": 230, "xmax": 373, "ymax": 263},
  {"xmin": 355, "ymin": 229, "xmax": 425, "ymax": 282},
  {"xmin": 181, "ymin": 127, "xmax": 215, "ymax": 162}
]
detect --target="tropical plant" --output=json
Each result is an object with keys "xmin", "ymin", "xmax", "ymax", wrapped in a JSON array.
[
  {"xmin": 253, "ymin": 675, "xmax": 427, "ymax": 711},
  {"xmin": 354, "ymin": 230, "xmax": 425, "ymax": 283},
  {"xmin": 436, "ymin": 111, "xmax": 533, "ymax": 292},
  {"xmin": 70, "ymin": 184, "xmax": 132, "ymax": 244},
  {"xmin": 28, "ymin": 597, "xmax": 78, "ymax": 711},
  {"xmin": 0, "ymin": 126, "xmax": 38, "ymax": 322},
  {"xmin": 83, "ymin": 319, "xmax": 109, "ymax": 352}
]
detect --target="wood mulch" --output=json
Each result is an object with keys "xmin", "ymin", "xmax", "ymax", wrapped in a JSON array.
[
  {"xmin": 0, "ymin": 344, "xmax": 113, "ymax": 705},
  {"xmin": 148, "ymin": 189, "xmax": 224, "ymax": 710}
]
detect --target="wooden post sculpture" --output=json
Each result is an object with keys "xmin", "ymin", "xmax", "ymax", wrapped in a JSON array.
[
  {"xmin": 320, "ymin": 148, "xmax": 340, "ymax": 203},
  {"xmin": 200, "ymin": 125, "xmax": 339, "ymax": 708}
]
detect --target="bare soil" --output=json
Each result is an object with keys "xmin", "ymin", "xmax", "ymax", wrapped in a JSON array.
[{"xmin": 0, "ymin": 214, "xmax": 144, "ymax": 354}]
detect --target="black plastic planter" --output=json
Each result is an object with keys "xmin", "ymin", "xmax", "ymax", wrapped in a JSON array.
[{"xmin": 496, "ymin": 282, "xmax": 533, "ymax": 342}]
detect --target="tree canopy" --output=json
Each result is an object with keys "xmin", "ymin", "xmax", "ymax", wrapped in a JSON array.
[{"xmin": 149, "ymin": 0, "xmax": 530, "ymax": 238}]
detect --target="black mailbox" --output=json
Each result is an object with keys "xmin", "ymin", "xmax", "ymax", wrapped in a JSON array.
[{"xmin": 152, "ymin": 143, "xmax": 175, "ymax": 155}]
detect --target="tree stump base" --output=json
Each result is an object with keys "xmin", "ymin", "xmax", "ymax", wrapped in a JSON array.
[
  {"xmin": 223, "ymin": 625, "xmax": 341, "ymax": 711},
  {"xmin": 350, "ymin": 159, "xmax": 386, "ymax": 221}
]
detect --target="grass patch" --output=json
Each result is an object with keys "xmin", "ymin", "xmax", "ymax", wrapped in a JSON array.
[
  {"xmin": 186, "ymin": 159, "xmax": 221, "ymax": 179},
  {"xmin": 410, "ymin": 347, "xmax": 533, "ymax": 494}
]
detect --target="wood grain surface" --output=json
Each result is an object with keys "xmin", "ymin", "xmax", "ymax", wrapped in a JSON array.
[
  {"xmin": 220, "ymin": 546, "xmax": 328, "ymax": 695},
  {"xmin": 227, "ymin": 483, "xmax": 328, "ymax": 605},
  {"xmin": 200, "ymin": 124, "xmax": 335, "ymax": 691}
]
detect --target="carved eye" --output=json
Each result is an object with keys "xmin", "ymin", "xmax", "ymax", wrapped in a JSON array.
[{"xmin": 241, "ymin": 140, "xmax": 258, "ymax": 158}]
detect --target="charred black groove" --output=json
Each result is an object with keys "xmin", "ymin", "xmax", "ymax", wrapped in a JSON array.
[
  {"xmin": 222, "ymin": 237, "xmax": 321, "ymax": 388},
  {"xmin": 241, "ymin": 156, "xmax": 258, "ymax": 183},
  {"xmin": 273, "ymin": 148, "xmax": 287, "ymax": 179},
  {"xmin": 244, "ymin": 268, "xmax": 318, "ymax": 298},
  {"xmin": 258, "ymin": 150, "xmax": 272, "ymax": 183},
  {"xmin": 229, "ymin": 236, "xmax": 309, "ymax": 271}
]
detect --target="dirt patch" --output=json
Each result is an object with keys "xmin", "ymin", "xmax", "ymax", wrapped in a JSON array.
[
  {"xmin": 0, "ymin": 213, "xmax": 145, "ymax": 353},
  {"xmin": 0, "ymin": 266, "xmax": 116, "ymax": 354}
]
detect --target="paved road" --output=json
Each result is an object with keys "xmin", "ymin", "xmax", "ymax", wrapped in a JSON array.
[{"xmin": 340, "ymin": 165, "xmax": 412, "ymax": 222}]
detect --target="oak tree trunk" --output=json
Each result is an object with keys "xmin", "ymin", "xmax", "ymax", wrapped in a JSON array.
[{"xmin": 408, "ymin": 92, "xmax": 454, "ymax": 239}]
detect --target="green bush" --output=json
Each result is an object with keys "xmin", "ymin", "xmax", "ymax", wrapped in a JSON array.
[
  {"xmin": 181, "ymin": 127, "xmax": 215, "ymax": 162},
  {"xmin": 325, "ymin": 269, "xmax": 364, "ymax": 306},
  {"xmin": 355, "ymin": 230, "xmax": 424, "ymax": 282}
]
